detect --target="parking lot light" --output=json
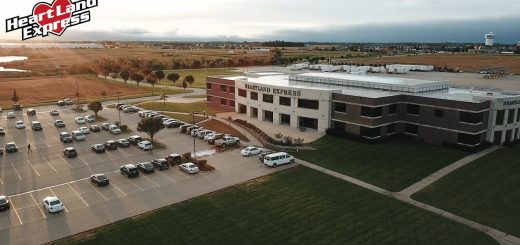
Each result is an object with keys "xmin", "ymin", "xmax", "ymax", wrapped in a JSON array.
[{"xmin": 192, "ymin": 111, "xmax": 199, "ymax": 162}]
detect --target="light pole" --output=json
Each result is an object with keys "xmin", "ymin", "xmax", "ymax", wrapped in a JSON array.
[
  {"xmin": 192, "ymin": 111, "xmax": 198, "ymax": 162},
  {"xmin": 117, "ymin": 92, "xmax": 122, "ymax": 125}
]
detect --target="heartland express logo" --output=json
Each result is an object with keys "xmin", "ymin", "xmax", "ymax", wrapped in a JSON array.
[
  {"xmin": 5, "ymin": 0, "xmax": 98, "ymax": 40},
  {"xmin": 245, "ymin": 84, "xmax": 302, "ymax": 97}
]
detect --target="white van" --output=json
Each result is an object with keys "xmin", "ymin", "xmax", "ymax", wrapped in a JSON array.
[
  {"xmin": 72, "ymin": 130, "xmax": 86, "ymax": 141},
  {"xmin": 263, "ymin": 152, "xmax": 294, "ymax": 167}
]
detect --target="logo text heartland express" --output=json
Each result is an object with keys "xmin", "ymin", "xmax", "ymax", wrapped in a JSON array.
[{"xmin": 5, "ymin": 0, "xmax": 98, "ymax": 40}]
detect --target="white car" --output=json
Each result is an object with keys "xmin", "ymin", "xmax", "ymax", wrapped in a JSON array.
[
  {"xmin": 15, "ymin": 121, "xmax": 25, "ymax": 129},
  {"xmin": 42, "ymin": 196, "xmax": 64, "ymax": 213},
  {"xmin": 191, "ymin": 128, "xmax": 205, "ymax": 137},
  {"xmin": 109, "ymin": 125, "xmax": 122, "ymax": 134},
  {"xmin": 75, "ymin": 117, "xmax": 86, "ymax": 124},
  {"xmin": 179, "ymin": 162, "xmax": 200, "ymax": 174},
  {"xmin": 241, "ymin": 146, "xmax": 263, "ymax": 156},
  {"xmin": 7, "ymin": 112, "xmax": 16, "ymax": 119},
  {"xmin": 204, "ymin": 132, "xmax": 216, "ymax": 141},
  {"xmin": 137, "ymin": 141, "xmax": 153, "ymax": 151},
  {"xmin": 78, "ymin": 127, "xmax": 90, "ymax": 134},
  {"xmin": 85, "ymin": 115, "xmax": 96, "ymax": 123}
]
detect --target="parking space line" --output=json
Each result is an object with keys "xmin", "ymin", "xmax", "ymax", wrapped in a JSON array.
[
  {"xmin": 0, "ymin": 176, "xmax": 3, "ymax": 185},
  {"xmin": 38, "ymin": 136, "xmax": 50, "ymax": 147},
  {"xmin": 26, "ymin": 160, "xmax": 41, "ymax": 177},
  {"xmin": 10, "ymin": 162, "xmax": 23, "ymax": 181},
  {"xmin": 67, "ymin": 183, "xmax": 90, "ymax": 207},
  {"xmin": 48, "ymin": 188, "xmax": 68, "ymax": 213},
  {"xmin": 56, "ymin": 154, "xmax": 74, "ymax": 169},
  {"xmin": 42, "ymin": 156, "xmax": 58, "ymax": 173},
  {"xmin": 141, "ymin": 174, "xmax": 161, "ymax": 187},
  {"xmin": 8, "ymin": 198, "xmax": 23, "ymax": 225},
  {"xmin": 78, "ymin": 157, "xmax": 89, "ymax": 166},
  {"xmin": 86, "ymin": 181, "xmax": 109, "ymax": 201},
  {"xmin": 156, "ymin": 171, "xmax": 177, "ymax": 183},
  {"xmin": 110, "ymin": 183, "xmax": 127, "ymax": 196},
  {"xmin": 29, "ymin": 193, "xmax": 47, "ymax": 218}
]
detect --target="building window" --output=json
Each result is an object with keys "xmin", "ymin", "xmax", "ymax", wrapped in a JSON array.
[
  {"xmin": 405, "ymin": 123, "xmax": 418, "ymax": 135},
  {"xmin": 333, "ymin": 121, "xmax": 345, "ymax": 131},
  {"xmin": 220, "ymin": 85, "xmax": 227, "ymax": 92},
  {"xmin": 207, "ymin": 95, "xmax": 212, "ymax": 102},
  {"xmin": 361, "ymin": 106, "xmax": 382, "ymax": 118},
  {"xmin": 360, "ymin": 126, "xmax": 381, "ymax": 139},
  {"xmin": 207, "ymin": 83, "xmax": 212, "ymax": 90},
  {"xmin": 387, "ymin": 124, "xmax": 396, "ymax": 134},
  {"xmin": 517, "ymin": 109, "xmax": 520, "ymax": 122},
  {"xmin": 495, "ymin": 110, "xmax": 505, "ymax": 125},
  {"xmin": 238, "ymin": 89, "xmax": 246, "ymax": 97},
  {"xmin": 334, "ymin": 102, "xmax": 347, "ymax": 113},
  {"xmin": 507, "ymin": 109, "xmax": 515, "ymax": 124},
  {"xmin": 264, "ymin": 110, "xmax": 274, "ymax": 122},
  {"xmin": 460, "ymin": 111, "xmax": 483, "ymax": 124},
  {"xmin": 434, "ymin": 109, "xmax": 444, "ymax": 118},
  {"xmin": 229, "ymin": 87, "xmax": 235, "ymax": 94},
  {"xmin": 298, "ymin": 99, "xmax": 319, "ymax": 110},
  {"xmin": 388, "ymin": 104, "xmax": 397, "ymax": 115},
  {"xmin": 230, "ymin": 100, "xmax": 235, "ymax": 108},
  {"xmin": 220, "ymin": 98, "xmax": 227, "ymax": 105},
  {"xmin": 250, "ymin": 92, "xmax": 258, "ymax": 101},
  {"xmin": 263, "ymin": 94, "xmax": 274, "ymax": 103},
  {"xmin": 457, "ymin": 133, "xmax": 481, "ymax": 146},
  {"xmin": 406, "ymin": 104, "xmax": 420, "ymax": 115},
  {"xmin": 279, "ymin": 96, "xmax": 291, "ymax": 106},
  {"xmin": 280, "ymin": 114, "xmax": 291, "ymax": 125}
]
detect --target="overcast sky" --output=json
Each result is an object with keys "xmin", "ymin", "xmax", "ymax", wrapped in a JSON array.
[{"xmin": 1, "ymin": 0, "xmax": 520, "ymax": 42}]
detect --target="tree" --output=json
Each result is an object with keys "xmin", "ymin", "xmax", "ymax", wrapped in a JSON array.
[
  {"xmin": 87, "ymin": 101, "xmax": 103, "ymax": 118},
  {"xmin": 137, "ymin": 117, "xmax": 165, "ymax": 144},
  {"xmin": 155, "ymin": 70, "xmax": 165, "ymax": 81},
  {"xmin": 159, "ymin": 91, "xmax": 168, "ymax": 105},
  {"xmin": 146, "ymin": 73, "xmax": 159, "ymax": 95},
  {"xmin": 142, "ymin": 69, "xmax": 152, "ymax": 76},
  {"xmin": 130, "ymin": 72, "xmax": 144, "ymax": 87},
  {"xmin": 101, "ymin": 69, "xmax": 109, "ymax": 79},
  {"xmin": 120, "ymin": 70, "xmax": 130, "ymax": 84},
  {"xmin": 11, "ymin": 89, "xmax": 20, "ymax": 103},
  {"xmin": 109, "ymin": 73, "xmax": 118, "ymax": 80},
  {"xmin": 182, "ymin": 81, "xmax": 188, "ymax": 89},
  {"xmin": 167, "ymin": 73, "xmax": 180, "ymax": 87},
  {"xmin": 183, "ymin": 75, "xmax": 195, "ymax": 87}
]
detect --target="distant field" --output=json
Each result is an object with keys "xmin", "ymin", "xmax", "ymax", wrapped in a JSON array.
[
  {"xmin": 159, "ymin": 68, "xmax": 241, "ymax": 88},
  {"xmin": 293, "ymin": 136, "xmax": 468, "ymax": 191},
  {"xmin": 413, "ymin": 144, "xmax": 520, "ymax": 237},
  {"xmin": 348, "ymin": 54, "xmax": 520, "ymax": 73},
  {"xmin": 53, "ymin": 167, "xmax": 496, "ymax": 245}
]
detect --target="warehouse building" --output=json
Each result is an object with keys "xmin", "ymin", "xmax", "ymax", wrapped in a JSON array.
[{"xmin": 207, "ymin": 72, "xmax": 520, "ymax": 147}]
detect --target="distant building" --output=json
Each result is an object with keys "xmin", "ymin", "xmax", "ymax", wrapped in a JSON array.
[{"xmin": 485, "ymin": 32, "xmax": 495, "ymax": 47}]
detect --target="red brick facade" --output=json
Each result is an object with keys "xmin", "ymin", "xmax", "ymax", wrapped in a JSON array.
[{"xmin": 206, "ymin": 77, "xmax": 236, "ymax": 112}]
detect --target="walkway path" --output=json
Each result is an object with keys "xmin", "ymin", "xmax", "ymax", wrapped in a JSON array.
[{"xmin": 296, "ymin": 156, "xmax": 520, "ymax": 245}]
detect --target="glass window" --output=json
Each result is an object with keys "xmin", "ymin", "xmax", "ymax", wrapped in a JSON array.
[
  {"xmin": 229, "ymin": 87, "xmax": 235, "ymax": 94},
  {"xmin": 220, "ymin": 98, "xmax": 227, "ymax": 105},
  {"xmin": 405, "ymin": 123, "xmax": 418, "ymax": 135},
  {"xmin": 334, "ymin": 102, "xmax": 347, "ymax": 113},
  {"xmin": 250, "ymin": 92, "xmax": 258, "ymax": 101},
  {"xmin": 230, "ymin": 100, "xmax": 235, "ymax": 108},
  {"xmin": 361, "ymin": 106, "xmax": 382, "ymax": 118},
  {"xmin": 207, "ymin": 95, "xmax": 212, "ymax": 102},
  {"xmin": 360, "ymin": 127, "xmax": 381, "ymax": 138},
  {"xmin": 263, "ymin": 94, "xmax": 274, "ymax": 103},
  {"xmin": 279, "ymin": 96, "xmax": 291, "ymax": 106},
  {"xmin": 457, "ymin": 133, "xmax": 481, "ymax": 145},
  {"xmin": 495, "ymin": 110, "xmax": 505, "ymax": 125},
  {"xmin": 460, "ymin": 111, "xmax": 483, "ymax": 124},
  {"xmin": 387, "ymin": 124, "xmax": 396, "ymax": 134},
  {"xmin": 434, "ymin": 109, "xmax": 444, "ymax": 118},
  {"xmin": 388, "ymin": 104, "xmax": 397, "ymax": 114},
  {"xmin": 407, "ymin": 104, "xmax": 420, "ymax": 115},
  {"xmin": 207, "ymin": 83, "xmax": 212, "ymax": 90},
  {"xmin": 298, "ymin": 99, "xmax": 319, "ymax": 110},
  {"xmin": 220, "ymin": 85, "xmax": 226, "ymax": 92},
  {"xmin": 507, "ymin": 109, "xmax": 514, "ymax": 124},
  {"xmin": 238, "ymin": 89, "xmax": 247, "ymax": 97}
]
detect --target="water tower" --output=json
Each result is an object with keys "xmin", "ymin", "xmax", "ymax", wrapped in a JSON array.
[{"xmin": 484, "ymin": 32, "xmax": 495, "ymax": 46}]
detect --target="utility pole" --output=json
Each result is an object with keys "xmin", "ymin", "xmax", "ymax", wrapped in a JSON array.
[
  {"xmin": 192, "ymin": 111, "xmax": 198, "ymax": 162},
  {"xmin": 75, "ymin": 81, "xmax": 80, "ymax": 108},
  {"xmin": 117, "ymin": 92, "xmax": 122, "ymax": 125}
]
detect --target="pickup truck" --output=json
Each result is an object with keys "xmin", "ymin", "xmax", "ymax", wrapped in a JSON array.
[{"xmin": 215, "ymin": 136, "xmax": 240, "ymax": 147}]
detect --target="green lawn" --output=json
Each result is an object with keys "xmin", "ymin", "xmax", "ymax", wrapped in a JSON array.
[
  {"xmin": 413, "ymin": 144, "xmax": 520, "ymax": 237},
  {"xmin": 53, "ymin": 167, "xmax": 495, "ymax": 245},
  {"xmin": 293, "ymin": 136, "xmax": 469, "ymax": 192},
  {"xmin": 137, "ymin": 101, "xmax": 226, "ymax": 116},
  {"xmin": 159, "ymin": 68, "xmax": 241, "ymax": 88}
]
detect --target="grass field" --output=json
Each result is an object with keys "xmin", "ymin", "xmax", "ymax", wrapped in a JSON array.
[
  {"xmin": 136, "ymin": 101, "xmax": 227, "ymax": 116},
  {"xmin": 159, "ymin": 68, "xmax": 241, "ymax": 88},
  {"xmin": 293, "ymin": 136, "xmax": 468, "ymax": 192},
  {"xmin": 413, "ymin": 144, "xmax": 520, "ymax": 237},
  {"xmin": 53, "ymin": 166, "xmax": 496, "ymax": 245},
  {"xmin": 199, "ymin": 119, "xmax": 249, "ymax": 142}
]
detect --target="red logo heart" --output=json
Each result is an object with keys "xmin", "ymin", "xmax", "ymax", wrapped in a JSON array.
[{"xmin": 33, "ymin": 0, "xmax": 73, "ymax": 36}]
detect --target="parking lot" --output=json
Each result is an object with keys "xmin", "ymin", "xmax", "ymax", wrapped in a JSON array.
[{"xmin": 0, "ymin": 103, "xmax": 291, "ymax": 244}]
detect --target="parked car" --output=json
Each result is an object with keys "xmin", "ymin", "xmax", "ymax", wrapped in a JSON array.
[
  {"xmin": 165, "ymin": 153, "xmax": 182, "ymax": 165},
  {"xmin": 42, "ymin": 196, "xmax": 64, "ymax": 213},
  {"xmin": 54, "ymin": 119, "xmax": 66, "ymax": 128},
  {"xmin": 204, "ymin": 132, "xmax": 217, "ymax": 141},
  {"xmin": 179, "ymin": 162, "xmax": 200, "ymax": 174},
  {"xmin": 12, "ymin": 104, "xmax": 22, "ymax": 111},
  {"xmin": 128, "ymin": 135, "xmax": 143, "ymax": 145},
  {"xmin": 109, "ymin": 125, "xmax": 122, "ymax": 134},
  {"xmin": 63, "ymin": 147, "xmax": 78, "ymax": 158},
  {"xmin": 26, "ymin": 108, "xmax": 36, "ymax": 116},
  {"xmin": 137, "ymin": 162, "xmax": 155, "ymax": 174},
  {"xmin": 179, "ymin": 124, "xmax": 191, "ymax": 133},
  {"xmin": 0, "ymin": 196, "xmax": 10, "ymax": 211},
  {"xmin": 197, "ymin": 130, "xmax": 214, "ymax": 139},
  {"xmin": 190, "ymin": 128, "xmax": 204, "ymax": 137},
  {"xmin": 15, "ymin": 121, "xmax": 26, "ymax": 129},
  {"xmin": 31, "ymin": 121, "xmax": 43, "ymax": 131},
  {"xmin": 59, "ymin": 132, "xmax": 73, "ymax": 143},
  {"xmin": 215, "ymin": 136, "xmax": 240, "ymax": 147},
  {"xmin": 120, "ymin": 164, "xmax": 139, "ymax": 178},
  {"xmin": 90, "ymin": 125, "xmax": 101, "ymax": 132},
  {"xmin": 186, "ymin": 126, "xmax": 200, "ymax": 134},
  {"xmin": 116, "ymin": 103, "xmax": 128, "ymax": 110},
  {"xmin": 138, "ymin": 110, "xmax": 151, "ymax": 117},
  {"xmin": 263, "ymin": 152, "xmax": 295, "ymax": 167},
  {"xmin": 207, "ymin": 133, "xmax": 228, "ymax": 144},
  {"xmin": 166, "ymin": 121, "xmax": 183, "ymax": 128},
  {"xmin": 101, "ymin": 123, "xmax": 110, "ymax": 131},
  {"xmin": 72, "ymin": 131, "xmax": 86, "ymax": 141},
  {"xmin": 90, "ymin": 174, "xmax": 109, "ymax": 186},
  {"xmin": 0, "ymin": 147, "xmax": 3, "ymax": 155},
  {"xmin": 137, "ymin": 141, "xmax": 153, "ymax": 151},
  {"xmin": 0, "ymin": 127, "xmax": 5, "ymax": 136},
  {"xmin": 5, "ymin": 142, "xmax": 17, "ymax": 153},
  {"xmin": 64, "ymin": 99, "xmax": 73, "ymax": 105},
  {"xmin": 123, "ymin": 106, "xmax": 139, "ymax": 113},
  {"xmin": 104, "ymin": 140, "xmax": 118, "ymax": 150},
  {"xmin": 85, "ymin": 115, "xmax": 96, "ymax": 123},
  {"xmin": 258, "ymin": 151, "xmax": 275, "ymax": 162},
  {"xmin": 50, "ymin": 110, "xmax": 59, "ymax": 116},
  {"xmin": 116, "ymin": 138, "xmax": 130, "ymax": 148},
  {"xmin": 57, "ymin": 101, "xmax": 65, "ymax": 106},
  {"xmin": 7, "ymin": 112, "xmax": 16, "ymax": 119},
  {"xmin": 152, "ymin": 159, "xmax": 170, "ymax": 170},
  {"xmin": 241, "ymin": 146, "xmax": 263, "ymax": 156},
  {"xmin": 75, "ymin": 117, "xmax": 86, "ymax": 124},
  {"xmin": 91, "ymin": 144, "xmax": 106, "ymax": 154},
  {"xmin": 78, "ymin": 126, "xmax": 90, "ymax": 134}
]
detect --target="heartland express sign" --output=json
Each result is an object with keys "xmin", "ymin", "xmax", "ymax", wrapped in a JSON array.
[{"xmin": 245, "ymin": 84, "xmax": 302, "ymax": 97}]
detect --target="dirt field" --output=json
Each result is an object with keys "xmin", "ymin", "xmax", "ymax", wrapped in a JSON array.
[
  {"xmin": 348, "ymin": 54, "xmax": 520, "ymax": 74},
  {"xmin": 0, "ymin": 75, "xmax": 153, "ymax": 107}
]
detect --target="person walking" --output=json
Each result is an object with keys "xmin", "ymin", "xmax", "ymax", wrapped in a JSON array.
[{"xmin": 27, "ymin": 143, "xmax": 32, "ymax": 153}]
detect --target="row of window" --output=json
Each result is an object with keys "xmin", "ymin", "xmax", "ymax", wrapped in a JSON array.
[
  {"xmin": 238, "ymin": 89, "xmax": 320, "ymax": 110},
  {"xmin": 334, "ymin": 102, "xmax": 484, "ymax": 124},
  {"xmin": 495, "ymin": 109, "xmax": 520, "ymax": 126},
  {"xmin": 207, "ymin": 96, "xmax": 235, "ymax": 107},
  {"xmin": 207, "ymin": 83, "xmax": 235, "ymax": 94}
]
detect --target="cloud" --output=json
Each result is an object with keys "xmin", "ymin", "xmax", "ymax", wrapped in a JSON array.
[{"xmin": 115, "ymin": 28, "xmax": 150, "ymax": 35}]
